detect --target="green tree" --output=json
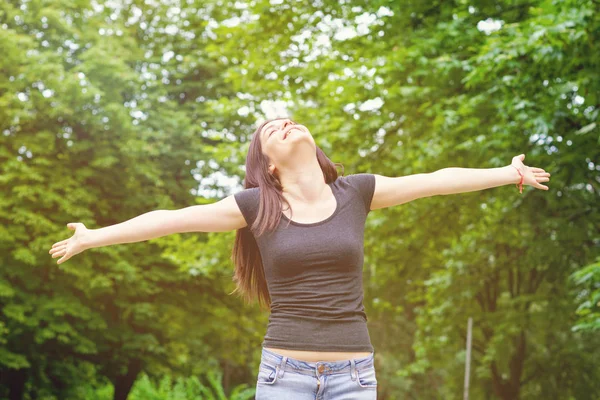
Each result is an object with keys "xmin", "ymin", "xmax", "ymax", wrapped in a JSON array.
[
  {"xmin": 207, "ymin": 0, "xmax": 600, "ymax": 398},
  {"xmin": 0, "ymin": 1, "xmax": 263, "ymax": 399},
  {"xmin": 1, "ymin": 0, "xmax": 598, "ymax": 399}
]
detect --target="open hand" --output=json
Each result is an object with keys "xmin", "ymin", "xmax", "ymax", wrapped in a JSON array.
[
  {"xmin": 49, "ymin": 222, "xmax": 91, "ymax": 265},
  {"xmin": 511, "ymin": 154, "xmax": 551, "ymax": 191}
]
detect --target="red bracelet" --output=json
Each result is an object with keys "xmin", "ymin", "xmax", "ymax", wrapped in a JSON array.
[{"xmin": 511, "ymin": 165, "xmax": 524, "ymax": 194}]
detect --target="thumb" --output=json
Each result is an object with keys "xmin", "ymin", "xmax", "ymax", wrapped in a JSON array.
[
  {"xmin": 67, "ymin": 223, "xmax": 76, "ymax": 230},
  {"xmin": 519, "ymin": 154, "xmax": 525, "ymax": 161}
]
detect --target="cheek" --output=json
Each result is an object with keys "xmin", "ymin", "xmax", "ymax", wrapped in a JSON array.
[{"xmin": 264, "ymin": 141, "xmax": 277, "ymax": 158}]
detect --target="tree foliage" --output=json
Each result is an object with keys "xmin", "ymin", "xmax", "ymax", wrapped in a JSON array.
[{"xmin": 0, "ymin": 0, "xmax": 598, "ymax": 399}]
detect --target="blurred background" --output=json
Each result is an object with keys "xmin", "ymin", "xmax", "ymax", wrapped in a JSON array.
[{"xmin": 0, "ymin": 0, "xmax": 598, "ymax": 399}]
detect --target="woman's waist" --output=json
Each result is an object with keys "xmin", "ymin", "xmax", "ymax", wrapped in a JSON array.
[
  {"xmin": 262, "ymin": 317, "xmax": 374, "ymax": 355},
  {"xmin": 263, "ymin": 346, "xmax": 372, "ymax": 363},
  {"xmin": 268, "ymin": 307, "xmax": 367, "ymax": 321}
]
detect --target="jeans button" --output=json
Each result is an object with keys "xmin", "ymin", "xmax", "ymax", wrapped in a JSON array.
[{"xmin": 317, "ymin": 365, "xmax": 324, "ymax": 373}]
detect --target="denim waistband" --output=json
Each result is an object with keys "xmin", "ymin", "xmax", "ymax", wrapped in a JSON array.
[{"xmin": 260, "ymin": 347, "xmax": 375, "ymax": 377}]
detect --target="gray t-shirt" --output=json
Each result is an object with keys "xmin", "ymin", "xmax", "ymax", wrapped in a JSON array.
[{"xmin": 233, "ymin": 173, "xmax": 376, "ymax": 352}]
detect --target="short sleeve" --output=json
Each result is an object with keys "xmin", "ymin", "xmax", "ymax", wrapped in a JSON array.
[
  {"xmin": 233, "ymin": 187, "xmax": 260, "ymax": 227},
  {"xmin": 343, "ymin": 173, "xmax": 376, "ymax": 213}
]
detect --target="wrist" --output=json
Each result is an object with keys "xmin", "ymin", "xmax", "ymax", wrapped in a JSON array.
[
  {"xmin": 80, "ymin": 229, "xmax": 96, "ymax": 250},
  {"xmin": 507, "ymin": 165, "xmax": 522, "ymax": 184},
  {"xmin": 509, "ymin": 164, "xmax": 525, "ymax": 194}
]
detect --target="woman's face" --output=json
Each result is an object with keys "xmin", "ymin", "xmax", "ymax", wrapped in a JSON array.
[{"xmin": 259, "ymin": 118, "xmax": 315, "ymax": 173}]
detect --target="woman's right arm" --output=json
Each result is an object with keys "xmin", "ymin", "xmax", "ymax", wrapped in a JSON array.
[
  {"xmin": 50, "ymin": 194, "xmax": 248, "ymax": 264},
  {"xmin": 85, "ymin": 194, "xmax": 247, "ymax": 248}
]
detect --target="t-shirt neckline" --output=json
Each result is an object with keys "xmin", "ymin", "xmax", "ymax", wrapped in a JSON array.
[{"xmin": 280, "ymin": 180, "xmax": 340, "ymax": 227}]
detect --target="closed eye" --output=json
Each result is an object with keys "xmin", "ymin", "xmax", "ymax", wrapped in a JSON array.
[{"xmin": 267, "ymin": 120, "xmax": 295, "ymax": 139}]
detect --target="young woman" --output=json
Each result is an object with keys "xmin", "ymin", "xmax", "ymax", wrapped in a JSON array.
[{"xmin": 49, "ymin": 117, "xmax": 551, "ymax": 399}]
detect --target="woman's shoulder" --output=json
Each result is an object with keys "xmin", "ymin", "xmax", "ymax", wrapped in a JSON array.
[
  {"xmin": 336, "ymin": 174, "xmax": 375, "ymax": 213},
  {"xmin": 234, "ymin": 186, "xmax": 260, "ymax": 202},
  {"xmin": 337, "ymin": 173, "xmax": 375, "ymax": 190}
]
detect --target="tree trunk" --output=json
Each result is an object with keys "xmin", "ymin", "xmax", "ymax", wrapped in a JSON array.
[
  {"xmin": 112, "ymin": 359, "xmax": 143, "ymax": 400},
  {"xmin": 490, "ymin": 330, "xmax": 526, "ymax": 400},
  {"xmin": 6, "ymin": 369, "xmax": 27, "ymax": 400}
]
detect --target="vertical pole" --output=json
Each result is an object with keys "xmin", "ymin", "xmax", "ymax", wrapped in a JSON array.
[{"xmin": 464, "ymin": 317, "xmax": 473, "ymax": 400}]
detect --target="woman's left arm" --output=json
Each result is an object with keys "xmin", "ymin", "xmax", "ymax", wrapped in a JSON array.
[{"xmin": 370, "ymin": 154, "xmax": 551, "ymax": 210}]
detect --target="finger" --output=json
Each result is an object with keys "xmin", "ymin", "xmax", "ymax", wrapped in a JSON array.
[
  {"xmin": 536, "ymin": 177, "xmax": 550, "ymax": 182},
  {"xmin": 50, "ymin": 244, "xmax": 66, "ymax": 255},
  {"xmin": 51, "ymin": 240, "xmax": 68, "ymax": 249},
  {"xmin": 531, "ymin": 167, "xmax": 546, "ymax": 173},
  {"xmin": 50, "ymin": 243, "xmax": 66, "ymax": 251},
  {"xmin": 52, "ymin": 248, "xmax": 67, "ymax": 258},
  {"xmin": 57, "ymin": 252, "xmax": 69, "ymax": 264}
]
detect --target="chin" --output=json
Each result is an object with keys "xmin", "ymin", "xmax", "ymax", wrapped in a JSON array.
[{"xmin": 284, "ymin": 137, "xmax": 315, "ymax": 153}]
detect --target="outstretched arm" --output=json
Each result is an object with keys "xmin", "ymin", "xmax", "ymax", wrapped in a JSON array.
[
  {"xmin": 370, "ymin": 154, "xmax": 551, "ymax": 210},
  {"xmin": 49, "ymin": 194, "xmax": 247, "ymax": 264}
]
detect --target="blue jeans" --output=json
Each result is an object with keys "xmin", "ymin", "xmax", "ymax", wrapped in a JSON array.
[{"xmin": 255, "ymin": 347, "xmax": 378, "ymax": 400}]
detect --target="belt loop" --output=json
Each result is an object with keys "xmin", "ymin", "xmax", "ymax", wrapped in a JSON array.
[
  {"xmin": 350, "ymin": 359, "xmax": 357, "ymax": 381},
  {"xmin": 278, "ymin": 356, "xmax": 288, "ymax": 378}
]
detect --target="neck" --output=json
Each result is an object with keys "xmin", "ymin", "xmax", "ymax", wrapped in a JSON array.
[{"xmin": 278, "ymin": 159, "xmax": 329, "ymax": 203}]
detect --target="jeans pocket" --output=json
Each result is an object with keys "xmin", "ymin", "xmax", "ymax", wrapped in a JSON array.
[
  {"xmin": 356, "ymin": 365, "xmax": 377, "ymax": 388},
  {"xmin": 256, "ymin": 362, "xmax": 279, "ymax": 385}
]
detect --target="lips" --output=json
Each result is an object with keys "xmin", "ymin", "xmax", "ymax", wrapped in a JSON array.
[{"xmin": 283, "ymin": 126, "xmax": 299, "ymax": 140}]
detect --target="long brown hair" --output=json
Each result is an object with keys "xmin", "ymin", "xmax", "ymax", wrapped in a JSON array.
[{"xmin": 230, "ymin": 118, "xmax": 344, "ymax": 311}]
